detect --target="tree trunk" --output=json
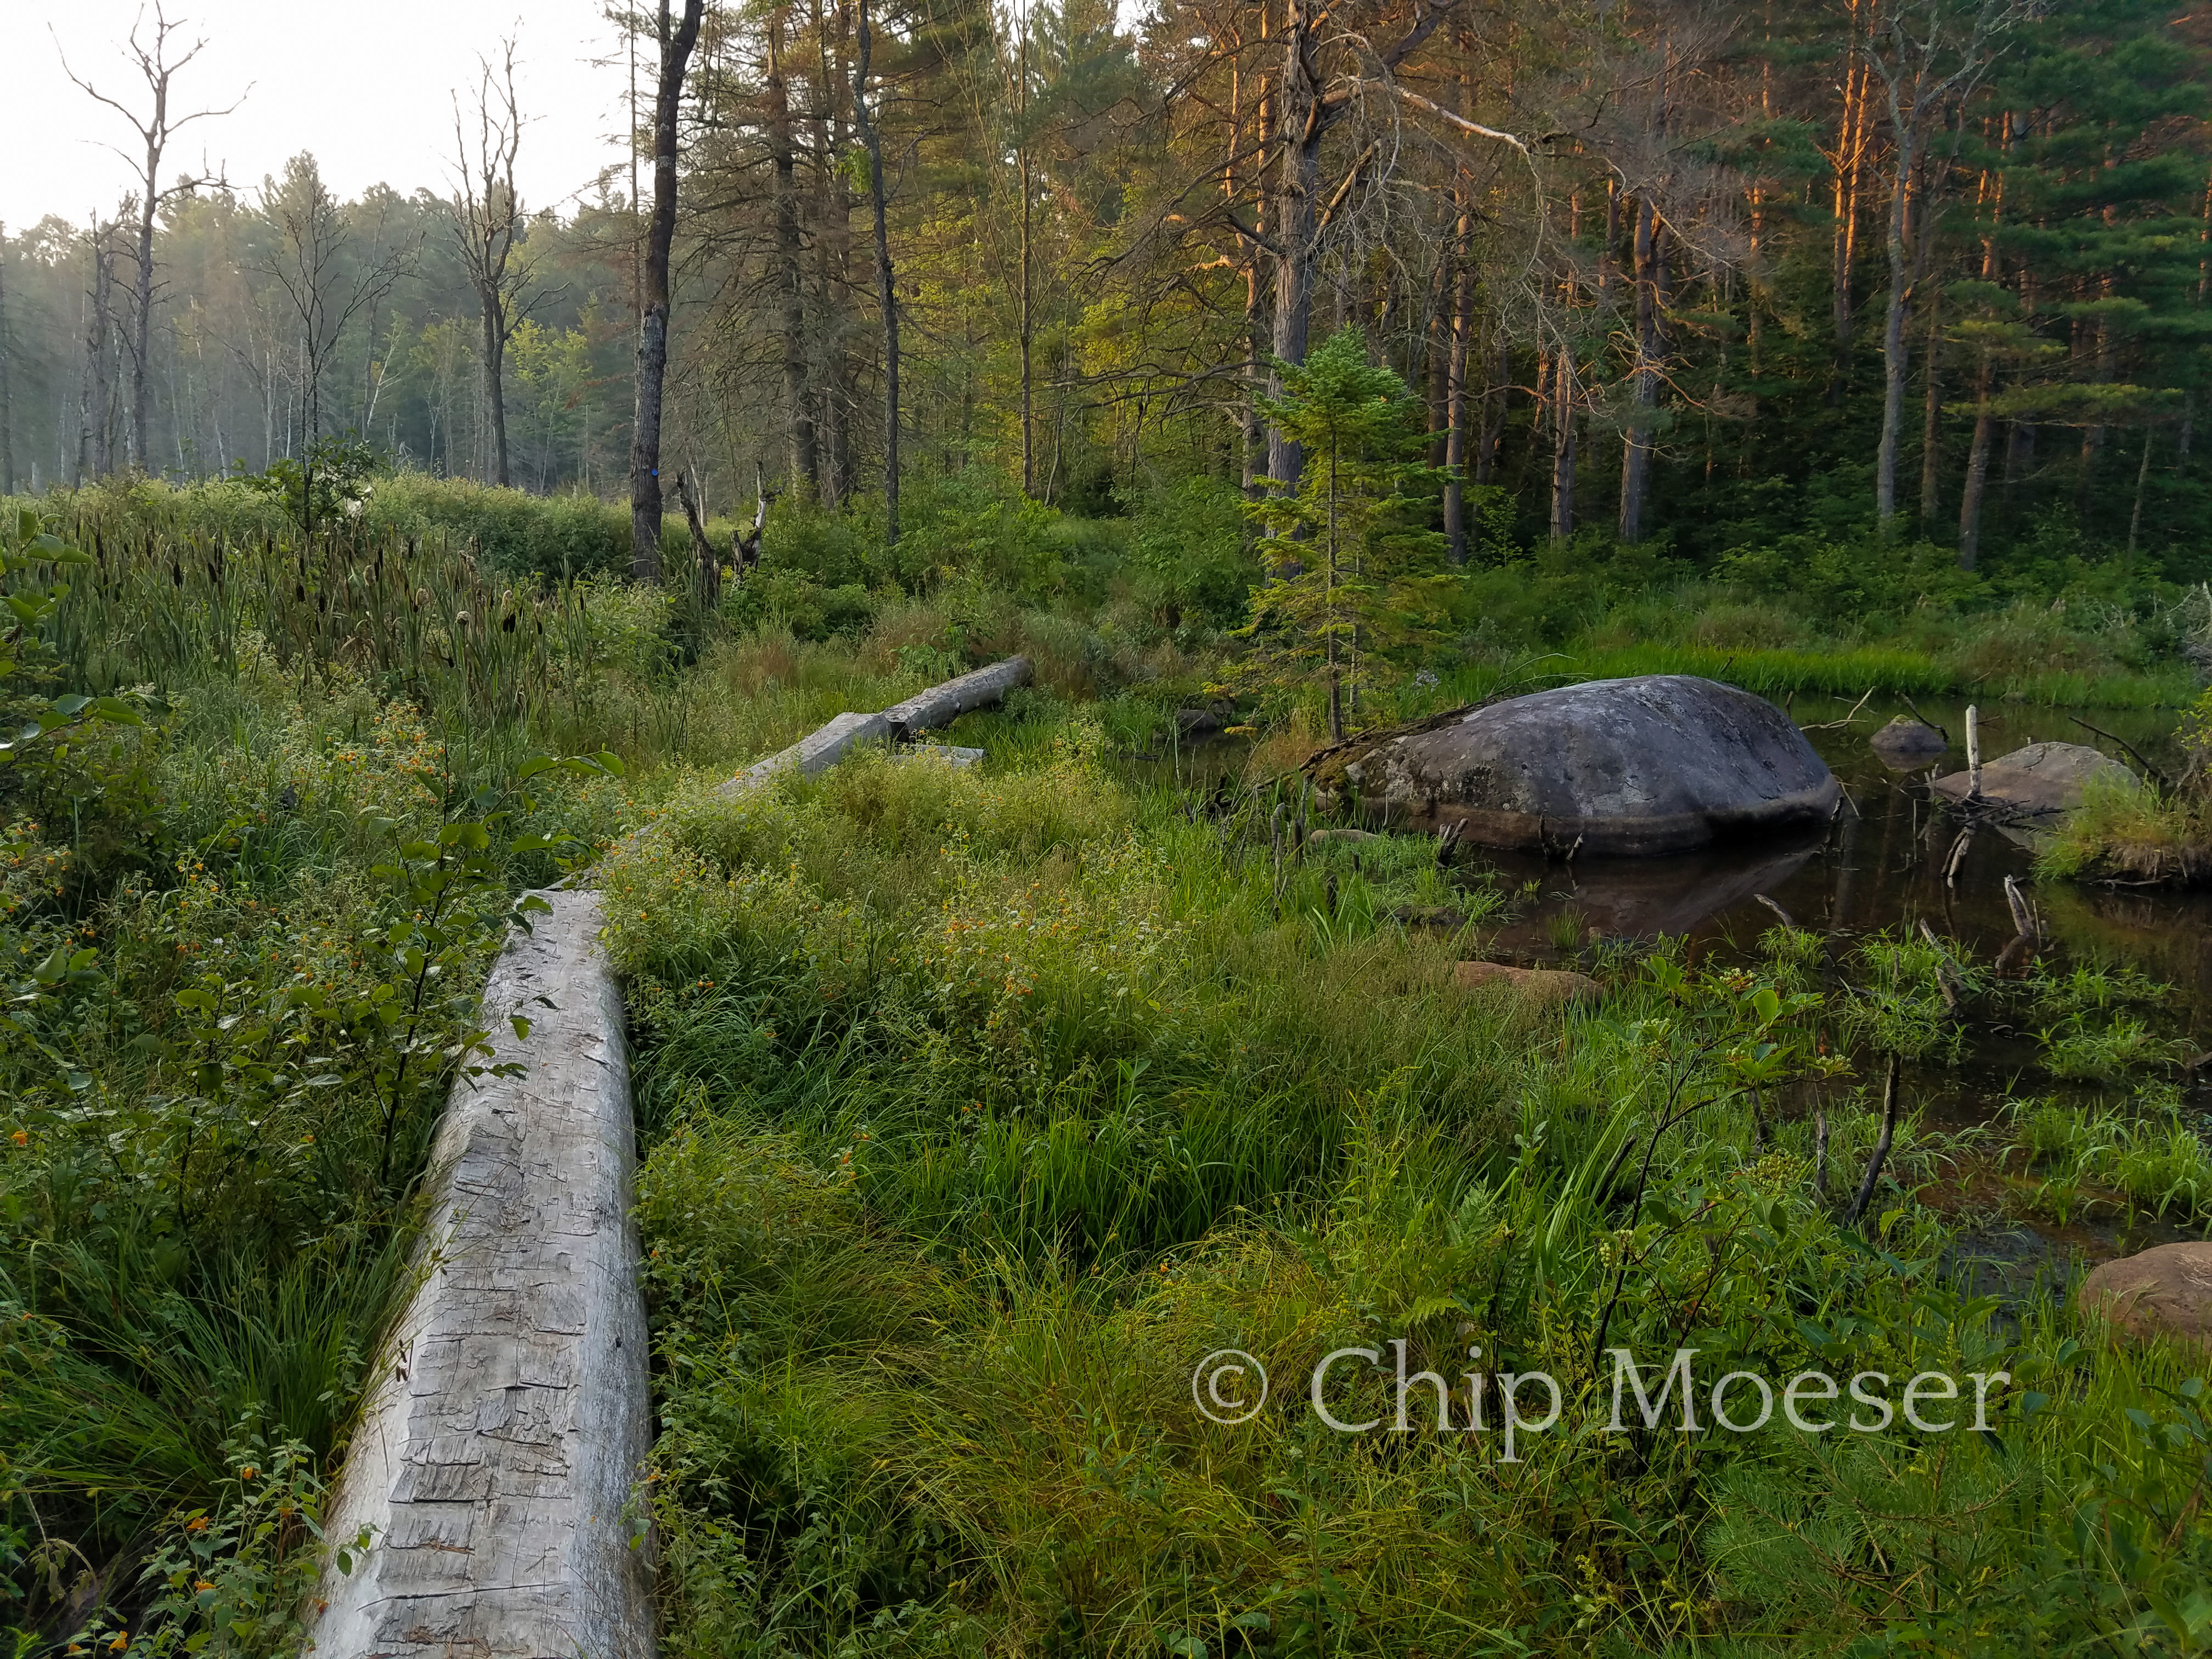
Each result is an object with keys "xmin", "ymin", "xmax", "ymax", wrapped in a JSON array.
[
  {"xmin": 1475, "ymin": 328, "xmax": 1505, "ymax": 487},
  {"xmin": 852, "ymin": 0, "xmax": 899, "ymax": 545},
  {"xmin": 481, "ymin": 301, "xmax": 510, "ymax": 487},
  {"xmin": 1917, "ymin": 283, "xmax": 1942, "ymax": 522},
  {"xmin": 811, "ymin": 0, "xmax": 850, "ymax": 509},
  {"xmin": 766, "ymin": 13, "xmax": 819, "ymax": 498},
  {"xmin": 1957, "ymin": 351, "xmax": 1993, "ymax": 569},
  {"xmin": 1550, "ymin": 351, "xmax": 1577, "ymax": 540},
  {"xmin": 0, "ymin": 227, "xmax": 13, "ymax": 493},
  {"xmin": 1874, "ymin": 128, "xmax": 1916, "ymax": 526},
  {"xmin": 2125, "ymin": 430, "xmax": 2153, "ymax": 563},
  {"xmin": 83, "ymin": 227, "xmax": 117, "ymax": 481},
  {"xmin": 1443, "ymin": 217, "xmax": 1472, "ymax": 563},
  {"xmin": 1267, "ymin": 5, "xmax": 1321, "ymax": 494},
  {"xmin": 1827, "ymin": 49, "xmax": 1866, "ymax": 405},
  {"xmin": 1618, "ymin": 197, "xmax": 1662, "ymax": 543},
  {"xmin": 1424, "ymin": 257, "xmax": 1448, "ymax": 471},
  {"xmin": 630, "ymin": 0, "xmax": 706, "ymax": 582}
]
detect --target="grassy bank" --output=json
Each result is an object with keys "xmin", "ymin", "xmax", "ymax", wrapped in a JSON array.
[{"xmin": 608, "ymin": 726, "xmax": 2212, "ymax": 1657}]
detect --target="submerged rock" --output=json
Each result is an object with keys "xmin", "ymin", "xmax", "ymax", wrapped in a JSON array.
[
  {"xmin": 1310, "ymin": 675, "xmax": 1839, "ymax": 857},
  {"xmin": 2078, "ymin": 1242, "xmax": 2212, "ymax": 1352},
  {"xmin": 1929, "ymin": 740, "xmax": 2138, "ymax": 816},
  {"xmin": 1869, "ymin": 716, "xmax": 1947, "ymax": 766},
  {"xmin": 1452, "ymin": 961, "xmax": 1601, "ymax": 1003}
]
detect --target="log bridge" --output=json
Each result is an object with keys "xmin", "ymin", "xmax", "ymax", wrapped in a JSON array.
[{"xmin": 309, "ymin": 657, "xmax": 1031, "ymax": 1658}]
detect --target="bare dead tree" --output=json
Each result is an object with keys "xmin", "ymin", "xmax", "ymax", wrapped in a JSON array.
[
  {"xmin": 450, "ymin": 36, "xmax": 560, "ymax": 490},
  {"xmin": 57, "ymin": 4, "xmax": 246, "ymax": 473},
  {"xmin": 851, "ymin": 0, "xmax": 900, "ymax": 546},
  {"xmin": 631, "ymin": 0, "xmax": 708, "ymax": 581}
]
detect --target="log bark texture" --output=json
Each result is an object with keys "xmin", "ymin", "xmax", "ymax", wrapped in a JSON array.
[{"xmin": 310, "ymin": 889, "xmax": 653, "ymax": 1659}]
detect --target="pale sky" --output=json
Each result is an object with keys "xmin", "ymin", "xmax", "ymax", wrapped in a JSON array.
[{"xmin": 4, "ymin": 2, "xmax": 631, "ymax": 234}]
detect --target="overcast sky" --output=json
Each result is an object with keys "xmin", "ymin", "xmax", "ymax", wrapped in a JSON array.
[{"xmin": 4, "ymin": 2, "xmax": 630, "ymax": 234}]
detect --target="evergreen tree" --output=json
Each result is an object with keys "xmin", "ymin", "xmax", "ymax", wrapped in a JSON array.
[{"xmin": 1227, "ymin": 330, "xmax": 1452, "ymax": 740}]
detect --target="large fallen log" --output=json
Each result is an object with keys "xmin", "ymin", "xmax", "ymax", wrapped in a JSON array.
[
  {"xmin": 726, "ymin": 655, "xmax": 1030, "ymax": 793},
  {"xmin": 309, "ymin": 658, "xmax": 1031, "ymax": 1657},
  {"xmin": 311, "ymin": 889, "xmax": 653, "ymax": 1659}
]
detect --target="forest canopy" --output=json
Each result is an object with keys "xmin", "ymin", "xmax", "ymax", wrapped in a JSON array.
[{"xmin": 0, "ymin": 0, "xmax": 2206, "ymax": 588}]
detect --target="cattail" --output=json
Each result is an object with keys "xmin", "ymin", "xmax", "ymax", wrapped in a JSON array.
[
  {"xmin": 171, "ymin": 563, "xmax": 184, "ymax": 586},
  {"xmin": 455, "ymin": 611, "xmax": 471, "ymax": 630},
  {"xmin": 295, "ymin": 582, "xmax": 307, "ymax": 602},
  {"xmin": 414, "ymin": 588, "xmax": 430, "ymax": 608},
  {"xmin": 501, "ymin": 613, "xmax": 516, "ymax": 632}
]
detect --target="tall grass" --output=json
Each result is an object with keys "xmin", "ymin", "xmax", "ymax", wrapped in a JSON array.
[{"xmin": 614, "ymin": 721, "xmax": 2212, "ymax": 1657}]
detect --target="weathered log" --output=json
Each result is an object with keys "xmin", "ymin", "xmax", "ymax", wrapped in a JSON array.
[
  {"xmin": 313, "ymin": 660, "xmax": 1032, "ymax": 1656},
  {"xmin": 881, "ymin": 654, "xmax": 1032, "ymax": 737},
  {"xmin": 729, "ymin": 657, "xmax": 1032, "ymax": 793},
  {"xmin": 311, "ymin": 890, "xmax": 653, "ymax": 1659}
]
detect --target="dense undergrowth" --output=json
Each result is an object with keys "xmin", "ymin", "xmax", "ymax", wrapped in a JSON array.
[
  {"xmin": 607, "ymin": 727, "xmax": 2212, "ymax": 1657},
  {"xmin": 2, "ymin": 474, "xmax": 2209, "ymax": 1655}
]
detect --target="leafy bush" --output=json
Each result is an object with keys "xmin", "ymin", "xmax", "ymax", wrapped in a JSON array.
[{"xmin": 1126, "ymin": 475, "xmax": 1259, "ymax": 630}]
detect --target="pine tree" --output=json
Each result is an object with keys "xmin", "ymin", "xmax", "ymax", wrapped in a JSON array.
[{"xmin": 1226, "ymin": 330, "xmax": 1453, "ymax": 740}]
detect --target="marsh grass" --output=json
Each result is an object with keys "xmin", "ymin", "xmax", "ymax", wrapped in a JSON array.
[{"xmin": 617, "ymin": 715, "xmax": 2212, "ymax": 1657}]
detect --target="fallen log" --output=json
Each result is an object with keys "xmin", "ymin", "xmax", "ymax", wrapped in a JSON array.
[{"xmin": 311, "ymin": 659, "xmax": 1032, "ymax": 1657}]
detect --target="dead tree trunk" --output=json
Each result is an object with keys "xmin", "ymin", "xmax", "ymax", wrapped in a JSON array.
[
  {"xmin": 1618, "ymin": 199, "xmax": 1664, "ymax": 542},
  {"xmin": 1550, "ymin": 347, "xmax": 1577, "ymax": 540},
  {"xmin": 1957, "ymin": 349, "xmax": 1994, "ymax": 568},
  {"xmin": 630, "ymin": 0, "xmax": 707, "ymax": 581},
  {"xmin": 852, "ymin": 0, "xmax": 900, "ymax": 545},
  {"xmin": 1443, "ymin": 216, "xmax": 1473, "ymax": 563},
  {"xmin": 766, "ymin": 12, "xmax": 819, "ymax": 498}
]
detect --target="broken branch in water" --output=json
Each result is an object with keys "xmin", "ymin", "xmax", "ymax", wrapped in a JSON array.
[
  {"xmin": 1898, "ymin": 691, "xmax": 1949, "ymax": 744},
  {"xmin": 1754, "ymin": 893, "xmax": 1794, "ymax": 928},
  {"xmin": 2002, "ymin": 874, "xmax": 2040, "ymax": 940},
  {"xmin": 2067, "ymin": 714, "xmax": 2175, "ymax": 796},
  {"xmin": 1801, "ymin": 686, "xmax": 1876, "ymax": 731},
  {"xmin": 1844, "ymin": 1053, "xmax": 1902, "ymax": 1228}
]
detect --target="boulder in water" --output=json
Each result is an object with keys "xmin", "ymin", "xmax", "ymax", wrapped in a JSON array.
[
  {"xmin": 1929, "ymin": 740, "xmax": 2138, "ymax": 816},
  {"xmin": 1870, "ymin": 715, "xmax": 1947, "ymax": 766},
  {"xmin": 1310, "ymin": 675, "xmax": 1839, "ymax": 856}
]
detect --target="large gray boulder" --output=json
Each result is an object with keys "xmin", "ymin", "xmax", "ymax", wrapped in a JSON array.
[
  {"xmin": 1930, "ymin": 740, "xmax": 2138, "ymax": 816},
  {"xmin": 1311, "ymin": 675, "xmax": 1839, "ymax": 856}
]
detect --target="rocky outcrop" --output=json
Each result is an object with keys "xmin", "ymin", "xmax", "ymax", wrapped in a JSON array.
[
  {"xmin": 1310, "ymin": 675, "xmax": 1839, "ymax": 856},
  {"xmin": 2077, "ymin": 1242, "xmax": 2212, "ymax": 1352},
  {"xmin": 1930, "ymin": 740, "xmax": 2139, "ymax": 816}
]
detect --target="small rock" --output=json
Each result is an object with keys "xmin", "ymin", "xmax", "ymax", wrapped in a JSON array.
[
  {"xmin": 1173, "ymin": 708, "xmax": 1223, "ymax": 737},
  {"xmin": 1452, "ymin": 961, "xmax": 1601, "ymax": 1004},
  {"xmin": 1931, "ymin": 740, "xmax": 2139, "ymax": 816},
  {"xmin": 2077, "ymin": 1242, "xmax": 2212, "ymax": 1352},
  {"xmin": 1307, "ymin": 828, "xmax": 1379, "ymax": 846},
  {"xmin": 1869, "ymin": 716, "xmax": 1946, "ymax": 764}
]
